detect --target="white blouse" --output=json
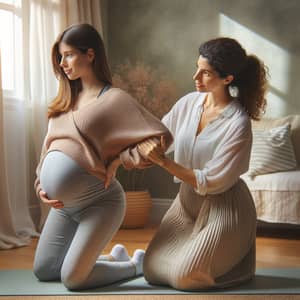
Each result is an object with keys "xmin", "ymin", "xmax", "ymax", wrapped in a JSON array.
[{"xmin": 162, "ymin": 92, "xmax": 252, "ymax": 196}]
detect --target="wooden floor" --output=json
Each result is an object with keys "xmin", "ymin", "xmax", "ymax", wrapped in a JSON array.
[{"xmin": 0, "ymin": 226, "xmax": 300, "ymax": 270}]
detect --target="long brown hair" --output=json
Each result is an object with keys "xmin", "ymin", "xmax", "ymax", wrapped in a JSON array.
[
  {"xmin": 199, "ymin": 37, "xmax": 268, "ymax": 120},
  {"xmin": 48, "ymin": 23, "xmax": 112, "ymax": 119}
]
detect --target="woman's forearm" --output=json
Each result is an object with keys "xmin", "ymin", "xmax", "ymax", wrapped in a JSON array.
[
  {"xmin": 160, "ymin": 157, "xmax": 197, "ymax": 188},
  {"xmin": 137, "ymin": 138, "xmax": 197, "ymax": 187}
]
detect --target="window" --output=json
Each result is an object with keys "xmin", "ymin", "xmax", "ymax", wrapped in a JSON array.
[{"xmin": 0, "ymin": 0, "xmax": 23, "ymax": 99}]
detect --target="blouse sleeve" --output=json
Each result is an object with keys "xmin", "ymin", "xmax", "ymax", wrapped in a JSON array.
[
  {"xmin": 161, "ymin": 112, "xmax": 175, "ymax": 154},
  {"xmin": 119, "ymin": 113, "xmax": 174, "ymax": 170},
  {"xmin": 161, "ymin": 96, "xmax": 185, "ymax": 154},
  {"xmin": 193, "ymin": 118, "xmax": 252, "ymax": 195},
  {"xmin": 161, "ymin": 92, "xmax": 198, "ymax": 154}
]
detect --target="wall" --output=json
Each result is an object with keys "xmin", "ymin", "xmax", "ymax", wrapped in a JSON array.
[
  {"xmin": 107, "ymin": 0, "xmax": 219, "ymax": 95},
  {"xmin": 107, "ymin": 0, "xmax": 300, "ymax": 117},
  {"xmin": 219, "ymin": 0, "xmax": 300, "ymax": 117},
  {"xmin": 106, "ymin": 0, "xmax": 300, "ymax": 198}
]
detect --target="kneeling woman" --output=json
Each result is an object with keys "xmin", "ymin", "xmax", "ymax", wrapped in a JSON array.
[
  {"xmin": 138, "ymin": 37, "xmax": 268, "ymax": 290},
  {"xmin": 33, "ymin": 23, "xmax": 172, "ymax": 290}
]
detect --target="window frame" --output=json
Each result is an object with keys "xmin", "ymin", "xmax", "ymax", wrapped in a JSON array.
[{"xmin": 0, "ymin": 0, "xmax": 23, "ymax": 101}]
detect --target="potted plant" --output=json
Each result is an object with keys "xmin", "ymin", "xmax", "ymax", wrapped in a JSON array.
[
  {"xmin": 116, "ymin": 166, "xmax": 152, "ymax": 229},
  {"xmin": 112, "ymin": 61, "xmax": 179, "ymax": 228}
]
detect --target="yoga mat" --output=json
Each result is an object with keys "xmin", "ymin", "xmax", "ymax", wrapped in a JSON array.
[{"xmin": 0, "ymin": 268, "xmax": 299, "ymax": 295}]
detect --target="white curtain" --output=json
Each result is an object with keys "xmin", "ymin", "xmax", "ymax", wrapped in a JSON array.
[
  {"xmin": 0, "ymin": 50, "xmax": 35, "ymax": 249},
  {"xmin": 0, "ymin": 0, "xmax": 104, "ymax": 249},
  {"xmin": 64, "ymin": 0, "xmax": 103, "ymax": 36}
]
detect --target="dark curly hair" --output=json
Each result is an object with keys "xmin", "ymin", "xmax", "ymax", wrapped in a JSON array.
[{"xmin": 199, "ymin": 37, "xmax": 268, "ymax": 120}]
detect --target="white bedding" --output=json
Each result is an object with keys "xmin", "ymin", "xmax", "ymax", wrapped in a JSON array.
[
  {"xmin": 241, "ymin": 170, "xmax": 300, "ymax": 224},
  {"xmin": 241, "ymin": 168, "xmax": 300, "ymax": 191},
  {"xmin": 250, "ymin": 190, "xmax": 300, "ymax": 224}
]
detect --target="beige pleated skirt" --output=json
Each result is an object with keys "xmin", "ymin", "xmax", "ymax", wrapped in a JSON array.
[{"xmin": 144, "ymin": 179, "xmax": 256, "ymax": 290}]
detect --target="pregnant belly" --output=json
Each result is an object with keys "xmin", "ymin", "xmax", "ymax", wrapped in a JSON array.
[{"xmin": 39, "ymin": 151, "xmax": 101, "ymax": 204}]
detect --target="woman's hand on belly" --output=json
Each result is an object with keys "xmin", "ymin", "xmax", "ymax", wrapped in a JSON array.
[{"xmin": 39, "ymin": 190, "xmax": 64, "ymax": 209}]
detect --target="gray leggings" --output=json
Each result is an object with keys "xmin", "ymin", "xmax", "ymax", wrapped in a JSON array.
[{"xmin": 34, "ymin": 151, "xmax": 136, "ymax": 290}]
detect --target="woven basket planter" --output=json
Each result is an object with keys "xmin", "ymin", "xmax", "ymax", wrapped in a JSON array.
[{"xmin": 121, "ymin": 191, "xmax": 152, "ymax": 229}]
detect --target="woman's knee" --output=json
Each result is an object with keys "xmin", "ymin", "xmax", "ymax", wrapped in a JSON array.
[
  {"xmin": 33, "ymin": 259, "xmax": 60, "ymax": 281},
  {"xmin": 172, "ymin": 271, "xmax": 215, "ymax": 290},
  {"xmin": 143, "ymin": 248, "xmax": 158, "ymax": 280},
  {"xmin": 61, "ymin": 277, "xmax": 80, "ymax": 290},
  {"xmin": 61, "ymin": 265, "xmax": 87, "ymax": 290},
  {"xmin": 143, "ymin": 259, "xmax": 155, "ymax": 284},
  {"xmin": 61, "ymin": 269, "xmax": 79, "ymax": 290},
  {"xmin": 33, "ymin": 263, "xmax": 47, "ymax": 281},
  {"xmin": 144, "ymin": 259, "xmax": 214, "ymax": 291}
]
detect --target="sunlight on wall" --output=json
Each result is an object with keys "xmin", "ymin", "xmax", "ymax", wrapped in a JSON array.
[{"xmin": 219, "ymin": 13, "xmax": 290, "ymax": 117}]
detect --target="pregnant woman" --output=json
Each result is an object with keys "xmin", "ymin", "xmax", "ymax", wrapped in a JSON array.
[{"xmin": 33, "ymin": 23, "xmax": 172, "ymax": 290}]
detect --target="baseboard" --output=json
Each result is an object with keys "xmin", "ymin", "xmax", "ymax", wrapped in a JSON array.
[{"xmin": 256, "ymin": 220, "xmax": 300, "ymax": 239}]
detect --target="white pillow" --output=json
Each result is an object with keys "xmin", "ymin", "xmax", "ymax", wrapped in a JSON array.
[{"xmin": 248, "ymin": 123, "xmax": 297, "ymax": 177}]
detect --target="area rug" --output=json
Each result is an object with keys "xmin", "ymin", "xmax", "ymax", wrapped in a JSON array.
[{"xmin": 0, "ymin": 268, "xmax": 299, "ymax": 295}]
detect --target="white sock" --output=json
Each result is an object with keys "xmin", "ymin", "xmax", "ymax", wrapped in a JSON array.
[
  {"xmin": 97, "ymin": 244, "xmax": 131, "ymax": 262},
  {"xmin": 110, "ymin": 244, "xmax": 131, "ymax": 261},
  {"xmin": 131, "ymin": 249, "xmax": 145, "ymax": 276}
]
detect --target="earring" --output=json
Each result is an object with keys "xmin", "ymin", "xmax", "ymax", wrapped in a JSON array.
[{"xmin": 229, "ymin": 85, "xmax": 239, "ymax": 98}]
